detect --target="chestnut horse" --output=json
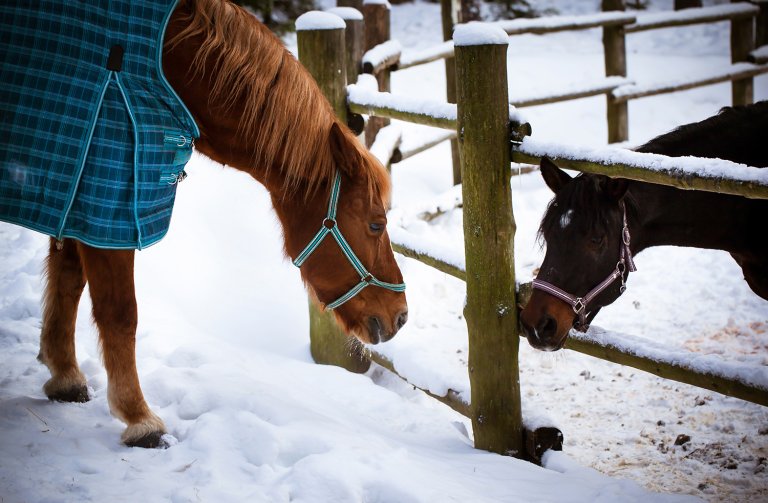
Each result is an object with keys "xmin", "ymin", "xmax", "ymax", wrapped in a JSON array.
[
  {"xmin": 38, "ymin": 0, "xmax": 407, "ymax": 447},
  {"xmin": 520, "ymin": 102, "xmax": 768, "ymax": 351}
]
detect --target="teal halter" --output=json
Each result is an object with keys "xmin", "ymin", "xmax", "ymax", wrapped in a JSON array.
[{"xmin": 292, "ymin": 171, "xmax": 406, "ymax": 310}]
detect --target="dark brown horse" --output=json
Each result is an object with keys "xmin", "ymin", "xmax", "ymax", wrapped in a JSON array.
[
  {"xmin": 520, "ymin": 102, "xmax": 768, "ymax": 351},
  {"xmin": 38, "ymin": 0, "xmax": 407, "ymax": 447}
]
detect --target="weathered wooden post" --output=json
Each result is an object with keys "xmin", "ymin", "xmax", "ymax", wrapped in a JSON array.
[
  {"xmin": 755, "ymin": 0, "xmax": 768, "ymax": 47},
  {"xmin": 327, "ymin": 7, "xmax": 365, "ymax": 86},
  {"xmin": 731, "ymin": 1, "xmax": 756, "ymax": 106},
  {"xmin": 362, "ymin": 0, "xmax": 391, "ymax": 147},
  {"xmin": 455, "ymin": 24, "xmax": 523, "ymax": 456},
  {"xmin": 337, "ymin": 0, "xmax": 363, "ymax": 10},
  {"xmin": 602, "ymin": 0, "xmax": 629, "ymax": 143},
  {"xmin": 674, "ymin": 0, "xmax": 702, "ymax": 9},
  {"xmin": 441, "ymin": 0, "xmax": 480, "ymax": 186},
  {"xmin": 296, "ymin": 12, "xmax": 371, "ymax": 373}
]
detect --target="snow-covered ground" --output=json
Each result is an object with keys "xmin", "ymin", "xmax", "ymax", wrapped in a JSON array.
[{"xmin": 1, "ymin": 0, "xmax": 767, "ymax": 501}]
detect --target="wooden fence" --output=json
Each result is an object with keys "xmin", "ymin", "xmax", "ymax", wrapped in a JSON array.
[
  {"xmin": 361, "ymin": 0, "xmax": 768, "ymax": 183},
  {"xmin": 295, "ymin": 5, "xmax": 768, "ymax": 463}
]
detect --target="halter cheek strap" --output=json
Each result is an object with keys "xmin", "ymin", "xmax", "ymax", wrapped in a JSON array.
[
  {"xmin": 292, "ymin": 171, "xmax": 406, "ymax": 310},
  {"xmin": 532, "ymin": 201, "xmax": 637, "ymax": 332}
]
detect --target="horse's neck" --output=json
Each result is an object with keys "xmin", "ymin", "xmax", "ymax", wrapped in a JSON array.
[{"xmin": 630, "ymin": 182, "xmax": 755, "ymax": 254}]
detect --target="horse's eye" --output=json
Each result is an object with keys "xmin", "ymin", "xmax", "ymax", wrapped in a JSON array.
[
  {"xmin": 590, "ymin": 235, "xmax": 605, "ymax": 246},
  {"xmin": 369, "ymin": 222, "xmax": 385, "ymax": 233}
]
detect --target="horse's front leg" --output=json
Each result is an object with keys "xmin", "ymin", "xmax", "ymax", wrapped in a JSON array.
[
  {"xmin": 78, "ymin": 243, "xmax": 166, "ymax": 448},
  {"xmin": 39, "ymin": 238, "xmax": 89, "ymax": 402}
]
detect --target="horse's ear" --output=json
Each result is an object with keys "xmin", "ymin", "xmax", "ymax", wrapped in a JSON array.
[
  {"xmin": 602, "ymin": 177, "xmax": 629, "ymax": 202},
  {"xmin": 329, "ymin": 121, "xmax": 363, "ymax": 177},
  {"xmin": 540, "ymin": 157, "xmax": 572, "ymax": 193}
]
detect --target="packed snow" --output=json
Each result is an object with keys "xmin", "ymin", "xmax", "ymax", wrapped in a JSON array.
[
  {"xmin": 1, "ymin": 1, "xmax": 767, "ymax": 502},
  {"xmin": 295, "ymin": 10, "xmax": 345, "ymax": 31},
  {"xmin": 453, "ymin": 22, "xmax": 510, "ymax": 46}
]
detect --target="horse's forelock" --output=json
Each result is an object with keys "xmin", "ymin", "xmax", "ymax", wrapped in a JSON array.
[{"xmin": 539, "ymin": 174, "xmax": 619, "ymax": 243}]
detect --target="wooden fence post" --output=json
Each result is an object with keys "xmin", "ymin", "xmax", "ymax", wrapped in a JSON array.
[
  {"xmin": 755, "ymin": 0, "xmax": 768, "ymax": 47},
  {"xmin": 337, "ymin": 0, "xmax": 363, "ymax": 10},
  {"xmin": 731, "ymin": 2, "xmax": 755, "ymax": 106},
  {"xmin": 455, "ymin": 25, "xmax": 523, "ymax": 456},
  {"xmin": 297, "ymin": 12, "xmax": 371, "ymax": 373},
  {"xmin": 362, "ymin": 0, "xmax": 391, "ymax": 147},
  {"xmin": 674, "ymin": 0, "xmax": 702, "ymax": 9},
  {"xmin": 327, "ymin": 7, "xmax": 365, "ymax": 86},
  {"xmin": 603, "ymin": 0, "xmax": 628, "ymax": 143},
  {"xmin": 441, "ymin": 0, "xmax": 462, "ymax": 185}
]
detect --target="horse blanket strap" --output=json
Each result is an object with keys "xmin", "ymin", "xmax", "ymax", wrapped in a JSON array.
[
  {"xmin": 0, "ymin": 0, "xmax": 199, "ymax": 249},
  {"xmin": 293, "ymin": 171, "xmax": 406, "ymax": 310},
  {"xmin": 532, "ymin": 201, "xmax": 637, "ymax": 332}
]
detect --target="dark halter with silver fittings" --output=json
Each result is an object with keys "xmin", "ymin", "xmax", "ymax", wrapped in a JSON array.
[{"xmin": 532, "ymin": 200, "xmax": 637, "ymax": 332}]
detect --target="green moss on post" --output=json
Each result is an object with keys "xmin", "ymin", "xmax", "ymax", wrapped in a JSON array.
[
  {"xmin": 297, "ymin": 15, "xmax": 370, "ymax": 373},
  {"xmin": 455, "ymin": 34, "xmax": 523, "ymax": 457}
]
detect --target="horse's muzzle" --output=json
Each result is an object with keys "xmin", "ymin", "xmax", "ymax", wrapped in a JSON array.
[
  {"xmin": 520, "ymin": 314, "xmax": 567, "ymax": 352},
  {"xmin": 367, "ymin": 309, "xmax": 408, "ymax": 345}
]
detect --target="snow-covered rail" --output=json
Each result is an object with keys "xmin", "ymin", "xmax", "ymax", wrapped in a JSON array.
[
  {"xmin": 512, "ymin": 138, "xmax": 768, "ymax": 200},
  {"xmin": 611, "ymin": 62, "xmax": 768, "ymax": 103},
  {"xmin": 625, "ymin": 3, "xmax": 758, "ymax": 33}
]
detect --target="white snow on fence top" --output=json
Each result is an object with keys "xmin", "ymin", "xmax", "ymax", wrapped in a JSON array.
[
  {"xmin": 454, "ymin": 22, "xmax": 509, "ymax": 46},
  {"xmin": 399, "ymin": 40, "xmax": 455, "ymax": 69},
  {"xmin": 611, "ymin": 62, "xmax": 768, "ymax": 99},
  {"xmin": 347, "ymin": 83, "xmax": 527, "ymax": 127},
  {"xmin": 363, "ymin": 0, "xmax": 391, "ymax": 8},
  {"xmin": 362, "ymin": 40, "xmax": 402, "ymax": 68},
  {"xmin": 628, "ymin": 3, "xmax": 758, "ymax": 31},
  {"xmin": 495, "ymin": 11, "xmax": 636, "ymax": 34},
  {"xmin": 751, "ymin": 45, "xmax": 768, "ymax": 62},
  {"xmin": 369, "ymin": 124, "xmax": 402, "ymax": 166},
  {"xmin": 511, "ymin": 76, "xmax": 633, "ymax": 106},
  {"xmin": 295, "ymin": 11, "xmax": 345, "ymax": 31},
  {"xmin": 519, "ymin": 138, "xmax": 768, "ymax": 186},
  {"xmin": 573, "ymin": 326, "xmax": 768, "ymax": 392},
  {"xmin": 324, "ymin": 6, "xmax": 363, "ymax": 21},
  {"xmin": 349, "ymin": 82, "xmax": 457, "ymax": 120}
]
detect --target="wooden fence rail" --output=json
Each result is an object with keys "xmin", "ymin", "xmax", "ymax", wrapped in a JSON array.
[{"xmin": 297, "ymin": 6, "xmax": 768, "ymax": 464}]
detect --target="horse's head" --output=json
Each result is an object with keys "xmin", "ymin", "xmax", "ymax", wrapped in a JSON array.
[
  {"xmin": 284, "ymin": 123, "xmax": 407, "ymax": 345},
  {"xmin": 520, "ymin": 158, "xmax": 633, "ymax": 351}
]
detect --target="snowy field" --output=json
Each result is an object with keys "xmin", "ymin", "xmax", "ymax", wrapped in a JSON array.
[{"xmin": 1, "ymin": 0, "xmax": 767, "ymax": 501}]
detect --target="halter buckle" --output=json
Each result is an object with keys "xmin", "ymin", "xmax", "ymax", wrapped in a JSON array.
[{"xmin": 572, "ymin": 298, "xmax": 585, "ymax": 315}]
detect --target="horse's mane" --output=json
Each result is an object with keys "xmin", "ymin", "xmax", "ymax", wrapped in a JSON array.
[
  {"xmin": 637, "ymin": 101, "xmax": 768, "ymax": 168},
  {"xmin": 167, "ymin": 0, "xmax": 390, "ymax": 202}
]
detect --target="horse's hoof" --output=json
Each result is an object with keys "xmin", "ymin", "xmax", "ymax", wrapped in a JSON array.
[
  {"xmin": 44, "ymin": 379, "xmax": 90, "ymax": 403},
  {"xmin": 125, "ymin": 431, "xmax": 168, "ymax": 449},
  {"xmin": 121, "ymin": 416, "xmax": 168, "ymax": 449}
]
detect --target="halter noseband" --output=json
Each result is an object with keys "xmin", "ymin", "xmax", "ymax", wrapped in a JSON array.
[
  {"xmin": 532, "ymin": 200, "xmax": 637, "ymax": 332},
  {"xmin": 292, "ymin": 171, "xmax": 406, "ymax": 310}
]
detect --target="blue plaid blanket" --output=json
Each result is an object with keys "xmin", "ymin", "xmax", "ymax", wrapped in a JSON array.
[{"xmin": 0, "ymin": 0, "xmax": 199, "ymax": 249}]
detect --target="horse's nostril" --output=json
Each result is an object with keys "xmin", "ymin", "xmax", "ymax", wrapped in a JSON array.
[
  {"xmin": 395, "ymin": 309, "xmax": 408, "ymax": 331},
  {"xmin": 367, "ymin": 316, "xmax": 382, "ymax": 344},
  {"xmin": 537, "ymin": 314, "xmax": 557, "ymax": 339}
]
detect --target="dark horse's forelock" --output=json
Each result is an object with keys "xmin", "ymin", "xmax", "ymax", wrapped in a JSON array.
[{"xmin": 537, "ymin": 174, "xmax": 637, "ymax": 247}]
